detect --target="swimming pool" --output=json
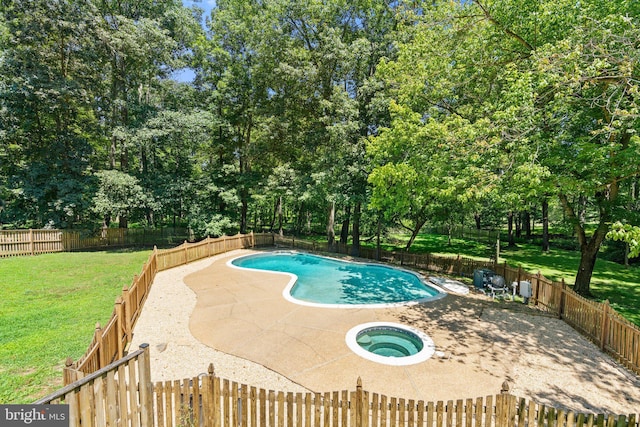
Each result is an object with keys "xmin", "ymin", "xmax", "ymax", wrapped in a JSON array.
[{"xmin": 229, "ymin": 251, "xmax": 445, "ymax": 308}]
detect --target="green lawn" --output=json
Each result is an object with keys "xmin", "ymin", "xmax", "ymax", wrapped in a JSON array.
[
  {"xmin": 0, "ymin": 249, "xmax": 152, "ymax": 403},
  {"xmin": 3, "ymin": 233, "xmax": 639, "ymax": 403},
  {"xmin": 375, "ymin": 232, "xmax": 640, "ymax": 326}
]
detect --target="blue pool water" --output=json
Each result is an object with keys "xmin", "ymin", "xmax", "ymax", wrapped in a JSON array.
[{"xmin": 230, "ymin": 252, "xmax": 442, "ymax": 306}]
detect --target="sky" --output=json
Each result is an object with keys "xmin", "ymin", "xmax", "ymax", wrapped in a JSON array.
[{"xmin": 171, "ymin": 1, "xmax": 216, "ymax": 82}]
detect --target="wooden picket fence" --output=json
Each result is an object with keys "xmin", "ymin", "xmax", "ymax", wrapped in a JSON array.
[
  {"xmin": 63, "ymin": 233, "xmax": 275, "ymax": 384},
  {"xmin": 0, "ymin": 227, "xmax": 191, "ymax": 257},
  {"xmin": 272, "ymin": 236, "xmax": 640, "ymax": 378},
  {"xmin": 38, "ymin": 345, "xmax": 639, "ymax": 427}
]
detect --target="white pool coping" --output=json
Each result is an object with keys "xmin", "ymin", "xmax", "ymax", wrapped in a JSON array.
[
  {"xmin": 227, "ymin": 250, "xmax": 447, "ymax": 309},
  {"xmin": 345, "ymin": 322, "xmax": 436, "ymax": 366}
]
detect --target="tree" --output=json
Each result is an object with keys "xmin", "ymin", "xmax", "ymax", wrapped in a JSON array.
[
  {"xmin": 0, "ymin": 0, "xmax": 101, "ymax": 228},
  {"xmin": 92, "ymin": 170, "xmax": 154, "ymax": 228},
  {"xmin": 371, "ymin": 0, "xmax": 640, "ymax": 295}
]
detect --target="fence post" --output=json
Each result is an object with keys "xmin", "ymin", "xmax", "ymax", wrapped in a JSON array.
[
  {"xmin": 122, "ymin": 286, "xmax": 132, "ymax": 343},
  {"xmin": 63, "ymin": 357, "xmax": 77, "ymax": 386},
  {"xmin": 559, "ymin": 279, "xmax": 567, "ymax": 319},
  {"xmin": 534, "ymin": 271, "xmax": 541, "ymax": 307},
  {"xmin": 94, "ymin": 322, "xmax": 104, "ymax": 368},
  {"xmin": 355, "ymin": 378, "xmax": 363, "ymax": 427},
  {"xmin": 184, "ymin": 240, "xmax": 189, "ymax": 265},
  {"xmin": 600, "ymin": 300, "xmax": 610, "ymax": 351},
  {"xmin": 115, "ymin": 296, "xmax": 124, "ymax": 359},
  {"xmin": 138, "ymin": 343, "xmax": 154, "ymax": 427},
  {"xmin": 29, "ymin": 229, "xmax": 34, "ymax": 255}
]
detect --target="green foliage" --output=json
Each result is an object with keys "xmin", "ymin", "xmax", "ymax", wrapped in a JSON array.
[
  {"xmin": 608, "ymin": 222, "xmax": 640, "ymax": 258},
  {"xmin": 0, "ymin": 249, "xmax": 152, "ymax": 403}
]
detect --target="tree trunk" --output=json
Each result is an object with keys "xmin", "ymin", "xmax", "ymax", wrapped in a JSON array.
[
  {"xmin": 351, "ymin": 202, "xmax": 361, "ymax": 257},
  {"xmin": 376, "ymin": 216, "xmax": 381, "ymax": 261},
  {"xmin": 404, "ymin": 219, "xmax": 426, "ymax": 252},
  {"xmin": 277, "ymin": 196, "xmax": 283, "ymax": 236},
  {"xmin": 269, "ymin": 198, "xmax": 278, "ymax": 232},
  {"xmin": 515, "ymin": 212, "xmax": 522, "ymax": 238},
  {"xmin": 327, "ymin": 200, "xmax": 336, "ymax": 251},
  {"xmin": 560, "ymin": 191, "xmax": 615, "ymax": 296},
  {"xmin": 542, "ymin": 199, "xmax": 549, "ymax": 252},
  {"xmin": 524, "ymin": 210, "xmax": 531, "ymax": 239},
  {"xmin": 340, "ymin": 205, "xmax": 351, "ymax": 245},
  {"xmin": 507, "ymin": 211, "xmax": 515, "ymax": 247},
  {"xmin": 573, "ymin": 236, "xmax": 602, "ymax": 296},
  {"xmin": 474, "ymin": 213, "xmax": 481, "ymax": 230},
  {"xmin": 118, "ymin": 215, "xmax": 127, "ymax": 229}
]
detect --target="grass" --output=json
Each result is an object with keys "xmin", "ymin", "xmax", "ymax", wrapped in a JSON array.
[
  {"xmin": 3, "ymin": 231, "xmax": 640, "ymax": 403},
  {"xmin": 0, "ymin": 249, "xmax": 152, "ymax": 403},
  {"xmin": 370, "ymin": 232, "xmax": 640, "ymax": 326}
]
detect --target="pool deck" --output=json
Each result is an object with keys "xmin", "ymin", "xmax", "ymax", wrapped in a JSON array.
[
  {"xmin": 136, "ymin": 249, "xmax": 640, "ymax": 413},
  {"xmin": 183, "ymin": 249, "xmax": 517, "ymax": 400}
]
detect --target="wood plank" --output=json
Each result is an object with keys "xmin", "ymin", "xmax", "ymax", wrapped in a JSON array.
[
  {"xmin": 456, "ymin": 400, "xmax": 463, "ymax": 427},
  {"xmin": 484, "ymin": 397, "xmax": 493, "ymax": 427},
  {"xmin": 65, "ymin": 389, "xmax": 80, "ymax": 427},
  {"xmin": 390, "ymin": 397, "xmax": 398, "ymax": 427},
  {"xmin": 260, "ymin": 389, "xmax": 267, "ymax": 427},
  {"xmin": 223, "ymin": 379, "xmax": 231, "ymax": 427},
  {"xmin": 436, "ymin": 401, "xmax": 444, "ymax": 427},
  {"xmin": 416, "ymin": 401, "xmax": 425, "ymax": 427},
  {"xmin": 296, "ymin": 393, "xmax": 303, "ymax": 427},
  {"xmin": 527, "ymin": 401, "xmax": 536, "ymax": 427},
  {"xmin": 287, "ymin": 392, "xmax": 294, "ymax": 427},
  {"xmin": 241, "ymin": 384, "xmax": 248, "ymax": 427},
  {"xmin": 323, "ymin": 392, "xmax": 330, "ymax": 427},
  {"xmin": 213, "ymin": 377, "xmax": 221, "ymax": 427},
  {"xmin": 474, "ymin": 398, "xmax": 482, "ymax": 427},
  {"xmin": 314, "ymin": 393, "xmax": 321, "ymax": 427},
  {"xmin": 278, "ymin": 391, "xmax": 285, "ymax": 427},
  {"xmin": 232, "ymin": 382, "xmax": 240, "ymax": 427},
  {"xmin": 537, "ymin": 405, "xmax": 546, "ymax": 427},
  {"xmin": 305, "ymin": 393, "xmax": 312, "ymax": 427},
  {"xmin": 269, "ymin": 390, "xmax": 276, "ymax": 427},
  {"xmin": 249, "ymin": 387, "xmax": 257, "ymax": 427},
  {"xmin": 465, "ymin": 399, "xmax": 473, "ymax": 427},
  {"xmin": 105, "ymin": 370, "xmax": 118, "ymax": 426},
  {"xmin": 78, "ymin": 383, "xmax": 95, "ymax": 427},
  {"xmin": 516, "ymin": 398, "xmax": 526, "ymax": 427},
  {"xmin": 381, "ymin": 395, "xmax": 388, "ymax": 427},
  {"xmin": 94, "ymin": 379, "xmax": 104, "ymax": 427},
  {"xmin": 154, "ymin": 383, "xmax": 165, "ymax": 427},
  {"xmin": 427, "ymin": 401, "xmax": 434, "ymax": 427}
]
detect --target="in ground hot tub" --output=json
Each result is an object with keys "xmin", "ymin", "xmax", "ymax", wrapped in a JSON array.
[{"xmin": 345, "ymin": 322, "xmax": 435, "ymax": 366}]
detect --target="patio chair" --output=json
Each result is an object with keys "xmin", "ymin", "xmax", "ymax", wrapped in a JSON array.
[{"xmin": 487, "ymin": 275, "xmax": 509, "ymax": 299}]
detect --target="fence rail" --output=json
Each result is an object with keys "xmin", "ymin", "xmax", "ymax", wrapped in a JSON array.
[
  {"xmin": 0, "ymin": 227, "xmax": 191, "ymax": 256},
  {"xmin": 39, "ymin": 353, "xmax": 639, "ymax": 427},
  {"xmin": 19, "ymin": 231, "xmax": 638, "ymax": 406}
]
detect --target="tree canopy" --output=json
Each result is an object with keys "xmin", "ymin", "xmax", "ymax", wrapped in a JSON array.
[{"xmin": 1, "ymin": 0, "xmax": 639, "ymax": 294}]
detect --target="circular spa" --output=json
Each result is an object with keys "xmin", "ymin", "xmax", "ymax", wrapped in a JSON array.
[{"xmin": 346, "ymin": 322, "xmax": 435, "ymax": 366}]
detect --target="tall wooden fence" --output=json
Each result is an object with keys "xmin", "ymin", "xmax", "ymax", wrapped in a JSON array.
[
  {"xmin": 38, "ymin": 351, "xmax": 639, "ymax": 427},
  {"xmin": 0, "ymin": 227, "xmax": 191, "ymax": 257},
  {"xmin": 272, "ymin": 236, "xmax": 640, "ymax": 377},
  {"xmin": 63, "ymin": 233, "xmax": 275, "ymax": 384}
]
